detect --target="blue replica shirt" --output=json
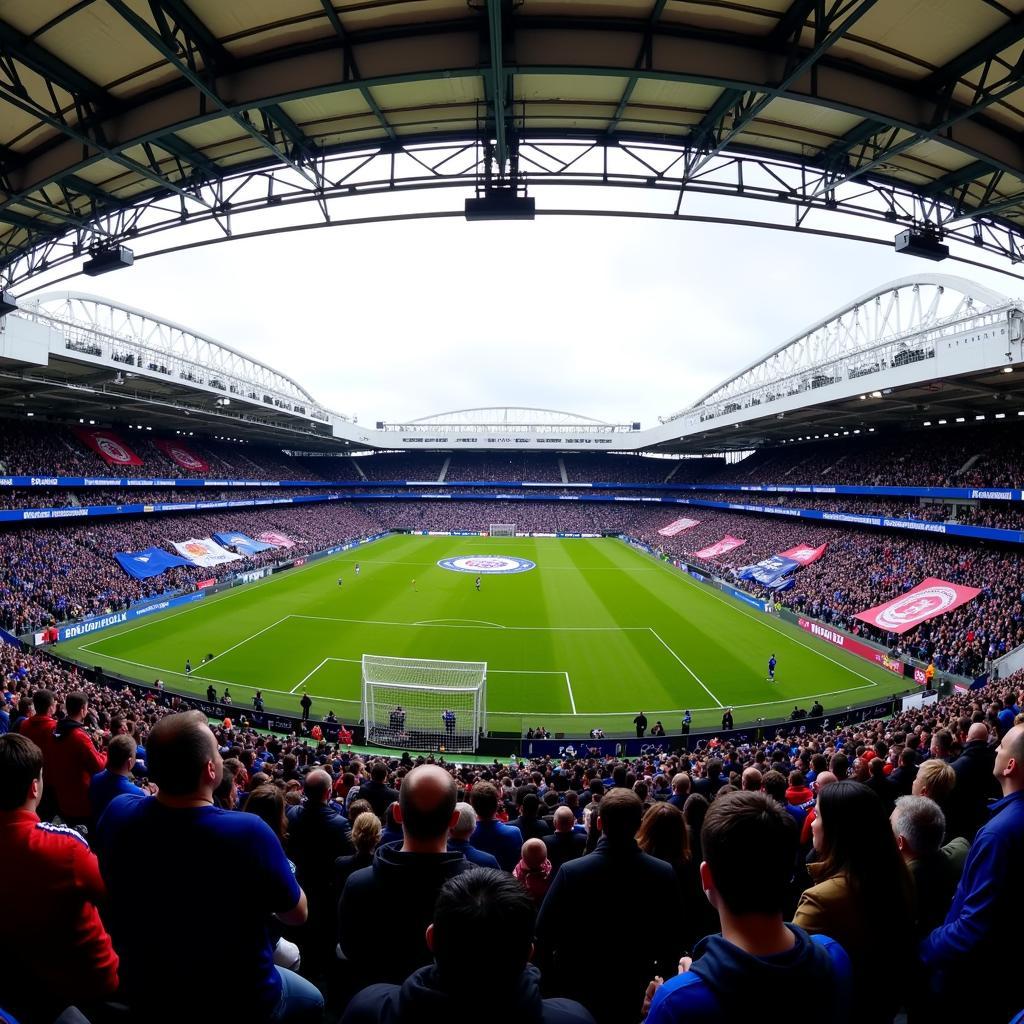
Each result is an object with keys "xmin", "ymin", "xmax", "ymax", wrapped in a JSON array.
[
  {"xmin": 920, "ymin": 789, "xmax": 1024, "ymax": 998},
  {"xmin": 647, "ymin": 927, "xmax": 851, "ymax": 1024},
  {"xmin": 470, "ymin": 818, "xmax": 524, "ymax": 871},
  {"xmin": 96, "ymin": 794, "xmax": 301, "ymax": 1016},
  {"xmin": 88, "ymin": 769, "xmax": 141, "ymax": 820}
]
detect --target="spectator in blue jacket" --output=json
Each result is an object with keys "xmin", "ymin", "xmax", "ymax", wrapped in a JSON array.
[
  {"xmin": 920, "ymin": 723, "xmax": 1024, "ymax": 1022},
  {"xmin": 643, "ymin": 791, "xmax": 852, "ymax": 1024},
  {"xmin": 448, "ymin": 801, "xmax": 500, "ymax": 868},
  {"xmin": 89, "ymin": 735, "xmax": 143, "ymax": 821},
  {"xmin": 470, "ymin": 781, "xmax": 523, "ymax": 871}
]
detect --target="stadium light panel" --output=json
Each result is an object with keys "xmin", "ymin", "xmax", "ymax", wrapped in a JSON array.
[
  {"xmin": 83, "ymin": 245, "xmax": 134, "ymax": 276},
  {"xmin": 871, "ymin": 390, "xmax": 882, "ymax": 398},
  {"xmin": 996, "ymin": 413, "xmax": 1006, "ymax": 419},
  {"xmin": 923, "ymin": 421, "xmax": 932, "ymax": 426},
  {"xmin": 938, "ymin": 419, "xmax": 947, "ymax": 424},
  {"xmin": 464, "ymin": 190, "xmax": 536, "ymax": 221},
  {"xmin": 956, "ymin": 417, "xmax": 965, "ymax": 423},
  {"xmin": 976, "ymin": 414, "xmax": 985, "ymax": 420},
  {"xmin": 1004, "ymin": 367, "xmax": 1014, "ymax": 373}
]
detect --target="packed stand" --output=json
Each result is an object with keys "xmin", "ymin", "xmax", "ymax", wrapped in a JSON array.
[{"xmin": 1, "ymin": 654, "xmax": 1021, "ymax": 1023}]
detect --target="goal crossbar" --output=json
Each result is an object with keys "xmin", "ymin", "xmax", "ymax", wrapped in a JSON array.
[{"xmin": 361, "ymin": 652, "xmax": 487, "ymax": 753}]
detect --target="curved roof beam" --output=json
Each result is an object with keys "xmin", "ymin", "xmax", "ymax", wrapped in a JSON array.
[
  {"xmin": 683, "ymin": 274, "xmax": 1011, "ymax": 414},
  {"xmin": 25, "ymin": 290, "xmax": 332, "ymax": 412},
  {"xmin": 406, "ymin": 407, "xmax": 615, "ymax": 426}
]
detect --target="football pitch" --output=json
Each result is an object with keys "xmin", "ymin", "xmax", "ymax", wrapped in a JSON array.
[{"xmin": 62, "ymin": 534, "xmax": 911, "ymax": 736}]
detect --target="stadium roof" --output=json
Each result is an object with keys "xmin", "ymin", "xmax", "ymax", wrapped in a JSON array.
[{"xmin": 3, "ymin": 1, "xmax": 1024, "ymax": 288}]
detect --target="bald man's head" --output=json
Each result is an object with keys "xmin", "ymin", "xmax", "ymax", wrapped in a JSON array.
[
  {"xmin": 553, "ymin": 805, "xmax": 575, "ymax": 832},
  {"xmin": 398, "ymin": 764, "xmax": 458, "ymax": 841},
  {"xmin": 741, "ymin": 767, "xmax": 762, "ymax": 791},
  {"xmin": 147, "ymin": 710, "xmax": 221, "ymax": 797},
  {"xmin": 304, "ymin": 769, "xmax": 332, "ymax": 803},
  {"xmin": 967, "ymin": 722, "xmax": 990, "ymax": 744},
  {"xmin": 814, "ymin": 771, "xmax": 837, "ymax": 793},
  {"xmin": 995, "ymin": 723, "xmax": 1024, "ymax": 795}
]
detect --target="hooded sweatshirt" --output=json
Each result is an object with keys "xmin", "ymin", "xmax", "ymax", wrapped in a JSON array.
[
  {"xmin": 342, "ymin": 963, "xmax": 594, "ymax": 1024},
  {"xmin": 338, "ymin": 843, "xmax": 473, "ymax": 989},
  {"xmin": 49, "ymin": 718, "xmax": 106, "ymax": 820},
  {"xmin": 646, "ymin": 925, "xmax": 851, "ymax": 1024}
]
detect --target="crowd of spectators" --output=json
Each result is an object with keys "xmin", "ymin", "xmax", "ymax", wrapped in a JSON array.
[
  {"xmin": 0, "ymin": 503, "xmax": 384, "ymax": 635},
  {"xmin": 1, "ymin": 637, "xmax": 1021, "ymax": 1023}
]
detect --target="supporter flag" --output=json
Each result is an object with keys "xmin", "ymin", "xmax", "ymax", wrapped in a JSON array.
[
  {"xmin": 735, "ymin": 554, "xmax": 800, "ymax": 586},
  {"xmin": 154, "ymin": 438, "xmax": 209, "ymax": 473},
  {"xmin": 114, "ymin": 546, "xmax": 193, "ymax": 581},
  {"xmin": 74, "ymin": 428, "xmax": 142, "ymax": 466},
  {"xmin": 658, "ymin": 517, "xmax": 701, "ymax": 537},
  {"xmin": 778, "ymin": 542, "xmax": 828, "ymax": 566},
  {"xmin": 691, "ymin": 535, "xmax": 746, "ymax": 559},
  {"xmin": 257, "ymin": 531, "xmax": 295, "ymax": 548},
  {"xmin": 171, "ymin": 537, "xmax": 243, "ymax": 568},
  {"xmin": 854, "ymin": 577, "xmax": 982, "ymax": 635},
  {"xmin": 213, "ymin": 531, "xmax": 275, "ymax": 555}
]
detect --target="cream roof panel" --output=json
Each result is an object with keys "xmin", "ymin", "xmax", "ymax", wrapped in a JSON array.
[
  {"xmin": 630, "ymin": 79, "xmax": 722, "ymax": 110},
  {"xmin": 515, "ymin": 75, "xmax": 630, "ymax": 104},
  {"xmin": 661, "ymin": 1, "xmax": 783, "ymax": 34},
  {"xmin": 758, "ymin": 97, "xmax": 865, "ymax": 141},
  {"xmin": 279, "ymin": 92, "xmax": 373, "ymax": 124},
  {"xmin": 370, "ymin": 77, "xmax": 485, "ymax": 113}
]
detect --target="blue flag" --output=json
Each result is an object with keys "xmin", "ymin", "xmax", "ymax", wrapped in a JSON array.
[
  {"xmin": 213, "ymin": 531, "xmax": 275, "ymax": 555},
  {"xmin": 115, "ymin": 546, "xmax": 194, "ymax": 580},
  {"xmin": 735, "ymin": 555, "xmax": 801, "ymax": 587}
]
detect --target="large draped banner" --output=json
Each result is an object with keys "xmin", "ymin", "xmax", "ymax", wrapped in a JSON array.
[
  {"xmin": 74, "ymin": 428, "xmax": 142, "ymax": 467},
  {"xmin": 154, "ymin": 439, "xmax": 209, "ymax": 473},
  {"xmin": 778, "ymin": 543, "xmax": 828, "ymax": 566},
  {"xmin": 213, "ymin": 531, "xmax": 275, "ymax": 555},
  {"xmin": 171, "ymin": 537, "xmax": 243, "ymax": 568},
  {"xmin": 257, "ymin": 531, "xmax": 295, "ymax": 548},
  {"xmin": 691, "ymin": 535, "xmax": 746, "ymax": 559},
  {"xmin": 854, "ymin": 577, "xmax": 982, "ymax": 635},
  {"xmin": 658, "ymin": 517, "xmax": 701, "ymax": 537},
  {"xmin": 114, "ymin": 546, "xmax": 194, "ymax": 580},
  {"xmin": 736, "ymin": 554, "xmax": 801, "ymax": 587}
]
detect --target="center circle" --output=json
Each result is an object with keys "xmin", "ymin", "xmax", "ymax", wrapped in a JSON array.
[{"xmin": 437, "ymin": 555, "xmax": 536, "ymax": 574}]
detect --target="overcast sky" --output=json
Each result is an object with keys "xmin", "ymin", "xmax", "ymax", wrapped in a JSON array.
[{"xmin": 43, "ymin": 188, "xmax": 1024, "ymax": 429}]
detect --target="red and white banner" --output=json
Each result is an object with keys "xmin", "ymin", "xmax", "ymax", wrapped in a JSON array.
[
  {"xmin": 854, "ymin": 577, "xmax": 982, "ymax": 635},
  {"xmin": 658, "ymin": 517, "xmax": 701, "ymax": 537},
  {"xmin": 257, "ymin": 531, "xmax": 294, "ymax": 549},
  {"xmin": 797, "ymin": 617, "xmax": 904, "ymax": 675},
  {"xmin": 779, "ymin": 542, "xmax": 828, "ymax": 566},
  {"xmin": 171, "ymin": 538, "xmax": 243, "ymax": 568},
  {"xmin": 74, "ymin": 428, "xmax": 142, "ymax": 466},
  {"xmin": 154, "ymin": 438, "xmax": 209, "ymax": 473},
  {"xmin": 691, "ymin": 535, "xmax": 746, "ymax": 559}
]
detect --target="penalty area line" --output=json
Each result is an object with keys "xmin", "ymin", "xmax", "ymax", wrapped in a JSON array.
[
  {"xmin": 290, "ymin": 658, "xmax": 330, "ymax": 694},
  {"xmin": 647, "ymin": 628, "xmax": 724, "ymax": 708}
]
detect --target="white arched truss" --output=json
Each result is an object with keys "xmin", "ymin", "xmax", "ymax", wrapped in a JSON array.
[
  {"xmin": 663, "ymin": 275, "xmax": 1014, "ymax": 425},
  {"xmin": 19, "ymin": 291, "xmax": 345, "ymax": 425}
]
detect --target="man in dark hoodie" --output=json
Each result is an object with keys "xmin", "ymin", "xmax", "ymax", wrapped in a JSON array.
[
  {"xmin": 342, "ymin": 869, "xmax": 593, "ymax": 1024},
  {"xmin": 337, "ymin": 764, "xmax": 472, "ymax": 991},
  {"xmin": 643, "ymin": 791, "xmax": 851, "ymax": 1024}
]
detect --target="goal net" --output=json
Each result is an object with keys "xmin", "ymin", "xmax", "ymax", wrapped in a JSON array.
[
  {"xmin": 489, "ymin": 523, "xmax": 516, "ymax": 537},
  {"xmin": 361, "ymin": 654, "xmax": 487, "ymax": 753}
]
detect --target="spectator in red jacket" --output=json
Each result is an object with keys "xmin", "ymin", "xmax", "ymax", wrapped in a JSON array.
[
  {"xmin": 0, "ymin": 733, "xmax": 118, "ymax": 1020},
  {"xmin": 49, "ymin": 691, "xmax": 106, "ymax": 827},
  {"xmin": 18, "ymin": 688, "xmax": 58, "ymax": 819}
]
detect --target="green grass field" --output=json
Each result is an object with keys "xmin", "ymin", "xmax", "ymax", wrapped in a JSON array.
[{"xmin": 60, "ymin": 535, "xmax": 911, "ymax": 735}]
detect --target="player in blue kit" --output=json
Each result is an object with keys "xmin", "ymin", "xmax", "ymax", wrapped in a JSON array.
[{"xmin": 768, "ymin": 654, "xmax": 777, "ymax": 681}]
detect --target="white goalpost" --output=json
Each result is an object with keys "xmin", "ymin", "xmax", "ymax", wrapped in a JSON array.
[
  {"xmin": 361, "ymin": 653, "xmax": 487, "ymax": 753},
  {"xmin": 489, "ymin": 523, "xmax": 516, "ymax": 537}
]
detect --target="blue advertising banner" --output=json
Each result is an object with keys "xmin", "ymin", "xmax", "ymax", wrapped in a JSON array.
[
  {"xmin": 55, "ymin": 590, "xmax": 206, "ymax": 642},
  {"xmin": 114, "ymin": 546, "xmax": 194, "ymax": 580},
  {"xmin": 213, "ymin": 531, "xmax": 275, "ymax": 555}
]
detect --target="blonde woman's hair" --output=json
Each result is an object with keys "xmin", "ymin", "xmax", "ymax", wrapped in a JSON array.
[{"xmin": 352, "ymin": 810, "xmax": 383, "ymax": 853}]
